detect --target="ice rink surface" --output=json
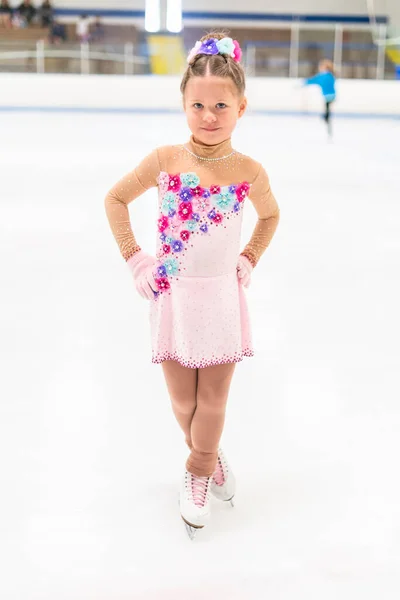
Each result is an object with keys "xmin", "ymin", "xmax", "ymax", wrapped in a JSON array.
[{"xmin": 1, "ymin": 110, "xmax": 400, "ymax": 599}]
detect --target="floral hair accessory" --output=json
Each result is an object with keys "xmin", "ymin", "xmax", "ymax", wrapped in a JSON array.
[{"xmin": 187, "ymin": 37, "xmax": 242, "ymax": 64}]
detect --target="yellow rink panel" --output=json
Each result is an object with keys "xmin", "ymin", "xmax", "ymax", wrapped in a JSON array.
[
  {"xmin": 148, "ymin": 35, "xmax": 186, "ymax": 75},
  {"xmin": 386, "ymin": 47, "xmax": 400, "ymax": 65}
]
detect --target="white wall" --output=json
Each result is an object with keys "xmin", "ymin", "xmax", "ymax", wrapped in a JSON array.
[
  {"xmin": 9, "ymin": 0, "xmax": 398, "ymax": 27},
  {"xmin": 0, "ymin": 74, "xmax": 399, "ymax": 117},
  {"xmin": 8, "ymin": 0, "xmax": 388, "ymax": 18},
  {"xmin": 45, "ymin": 0, "xmax": 388, "ymax": 17},
  {"xmin": 41, "ymin": 1, "xmax": 400, "ymax": 29},
  {"xmin": 182, "ymin": 1, "xmax": 369, "ymax": 15}
]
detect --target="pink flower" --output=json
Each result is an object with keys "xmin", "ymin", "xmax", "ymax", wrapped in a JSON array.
[
  {"xmin": 210, "ymin": 185, "xmax": 221, "ymax": 195},
  {"xmin": 155, "ymin": 277, "xmax": 170, "ymax": 292},
  {"xmin": 157, "ymin": 216, "xmax": 169, "ymax": 232},
  {"xmin": 191, "ymin": 186, "xmax": 205, "ymax": 197},
  {"xmin": 236, "ymin": 181, "xmax": 250, "ymax": 202},
  {"xmin": 187, "ymin": 40, "xmax": 202, "ymax": 64},
  {"xmin": 213, "ymin": 212, "xmax": 224, "ymax": 224},
  {"xmin": 192, "ymin": 195, "xmax": 210, "ymax": 213},
  {"xmin": 168, "ymin": 174, "xmax": 181, "ymax": 192},
  {"xmin": 233, "ymin": 40, "xmax": 242, "ymax": 63},
  {"xmin": 163, "ymin": 244, "xmax": 171, "ymax": 254},
  {"xmin": 180, "ymin": 230, "xmax": 190, "ymax": 241},
  {"xmin": 168, "ymin": 215, "xmax": 182, "ymax": 237},
  {"xmin": 178, "ymin": 201, "xmax": 193, "ymax": 221},
  {"xmin": 157, "ymin": 172, "xmax": 170, "ymax": 194}
]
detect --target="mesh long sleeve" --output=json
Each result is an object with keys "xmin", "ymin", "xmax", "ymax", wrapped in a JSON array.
[
  {"xmin": 241, "ymin": 164, "xmax": 280, "ymax": 266},
  {"xmin": 104, "ymin": 149, "xmax": 160, "ymax": 261}
]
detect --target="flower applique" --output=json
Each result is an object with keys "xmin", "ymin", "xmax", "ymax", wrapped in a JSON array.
[
  {"xmin": 155, "ymin": 277, "xmax": 170, "ymax": 292},
  {"xmin": 180, "ymin": 230, "xmax": 190, "ymax": 241},
  {"xmin": 158, "ymin": 216, "xmax": 169, "ymax": 232},
  {"xmin": 210, "ymin": 185, "xmax": 221, "ymax": 195},
  {"xmin": 215, "ymin": 190, "xmax": 235, "ymax": 212},
  {"xmin": 161, "ymin": 191, "xmax": 177, "ymax": 215},
  {"xmin": 158, "ymin": 172, "xmax": 170, "ymax": 194},
  {"xmin": 168, "ymin": 174, "xmax": 181, "ymax": 192},
  {"xmin": 179, "ymin": 187, "xmax": 193, "ymax": 202},
  {"xmin": 186, "ymin": 219, "xmax": 198, "ymax": 232},
  {"xmin": 193, "ymin": 195, "xmax": 210, "ymax": 214},
  {"xmin": 236, "ymin": 182, "xmax": 250, "ymax": 202},
  {"xmin": 168, "ymin": 215, "xmax": 183, "ymax": 237},
  {"xmin": 181, "ymin": 172, "xmax": 200, "ymax": 188},
  {"xmin": 154, "ymin": 172, "xmax": 250, "ymax": 294},
  {"xmin": 163, "ymin": 257, "xmax": 179, "ymax": 276},
  {"xmin": 171, "ymin": 240, "xmax": 184, "ymax": 253},
  {"xmin": 178, "ymin": 202, "xmax": 193, "ymax": 221}
]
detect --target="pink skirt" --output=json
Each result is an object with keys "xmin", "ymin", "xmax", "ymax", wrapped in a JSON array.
[{"xmin": 149, "ymin": 272, "xmax": 253, "ymax": 369}]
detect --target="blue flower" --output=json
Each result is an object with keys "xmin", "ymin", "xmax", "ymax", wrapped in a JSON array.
[
  {"xmin": 202, "ymin": 189, "xmax": 211, "ymax": 199},
  {"xmin": 216, "ymin": 37, "xmax": 235, "ymax": 57},
  {"xmin": 168, "ymin": 209, "xmax": 176, "ymax": 218},
  {"xmin": 215, "ymin": 191, "xmax": 234, "ymax": 212},
  {"xmin": 233, "ymin": 201, "xmax": 241, "ymax": 212},
  {"xmin": 157, "ymin": 265, "xmax": 167, "ymax": 277},
  {"xmin": 187, "ymin": 219, "xmax": 198, "ymax": 232},
  {"xmin": 172, "ymin": 240, "xmax": 184, "ymax": 253},
  {"xmin": 192, "ymin": 212, "xmax": 200, "ymax": 222},
  {"xmin": 207, "ymin": 209, "xmax": 216, "ymax": 220},
  {"xmin": 229, "ymin": 184, "xmax": 237, "ymax": 194},
  {"xmin": 161, "ymin": 191, "xmax": 177, "ymax": 215},
  {"xmin": 160, "ymin": 233, "xmax": 167, "ymax": 242},
  {"xmin": 166, "ymin": 236, "xmax": 174, "ymax": 244},
  {"xmin": 163, "ymin": 257, "xmax": 179, "ymax": 276},
  {"xmin": 179, "ymin": 187, "xmax": 193, "ymax": 202},
  {"xmin": 181, "ymin": 172, "xmax": 200, "ymax": 188},
  {"xmin": 200, "ymin": 223, "xmax": 208, "ymax": 233}
]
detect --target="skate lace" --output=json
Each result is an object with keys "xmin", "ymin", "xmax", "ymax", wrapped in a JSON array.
[
  {"xmin": 190, "ymin": 474, "xmax": 211, "ymax": 508},
  {"xmin": 213, "ymin": 454, "xmax": 226, "ymax": 487}
]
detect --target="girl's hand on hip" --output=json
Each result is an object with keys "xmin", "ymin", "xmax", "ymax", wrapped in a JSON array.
[
  {"xmin": 236, "ymin": 255, "xmax": 253, "ymax": 288},
  {"xmin": 127, "ymin": 251, "xmax": 158, "ymax": 300}
]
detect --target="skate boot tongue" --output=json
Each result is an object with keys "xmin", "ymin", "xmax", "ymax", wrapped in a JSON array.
[{"xmin": 191, "ymin": 475, "xmax": 210, "ymax": 508}]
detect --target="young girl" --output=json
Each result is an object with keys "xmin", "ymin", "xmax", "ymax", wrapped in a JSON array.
[
  {"xmin": 105, "ymin": 32, "xmax": 280, "ymax": 539},
  {"xmin": 305, "ymin": 59, "xmax": 337, "ymax": 136}
]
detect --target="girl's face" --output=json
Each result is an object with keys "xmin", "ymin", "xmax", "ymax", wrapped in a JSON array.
[{"xmin": 183, "ymin": 76, "xmax": 247, "ymax": 145}]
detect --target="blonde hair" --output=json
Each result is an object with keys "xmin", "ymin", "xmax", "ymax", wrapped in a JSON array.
[
  {"xmin": 320, "ymin": 59, "xmax": 336, "ymax": 76},
  {"xmin": 180, "ymin": 31, "xmax": 246, "ymax": 96}
]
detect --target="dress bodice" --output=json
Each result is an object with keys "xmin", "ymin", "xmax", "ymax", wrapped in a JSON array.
[
  {"xmin": 104, "ymin": 137, "xmax": 280, "ymax": 272},
  {"xmin": 154, "ymin": 171, "xmax": 250, "ymax": 285}
]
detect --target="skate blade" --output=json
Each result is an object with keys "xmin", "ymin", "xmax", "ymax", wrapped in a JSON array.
[
  {"xmin": 181, "ymin": 516, "xmax": 203, "ymax": 541},
  {"xmin": 218, "ymin": 495, "xmax": 235, "ymax": 507}
]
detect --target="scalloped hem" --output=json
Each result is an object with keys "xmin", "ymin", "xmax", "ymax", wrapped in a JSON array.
[{"xmin": 152, "ymin": 349, "xmax": 254, "ymax": 369}]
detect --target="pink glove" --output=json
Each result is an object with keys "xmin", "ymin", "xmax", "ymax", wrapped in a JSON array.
[
  {"xmin": 237, "ymin": 255, "xmax": 253, "ymax": 288},
  {"xmin": 127, "ymin": 251, "xmax": 158, "ymax": 300}
]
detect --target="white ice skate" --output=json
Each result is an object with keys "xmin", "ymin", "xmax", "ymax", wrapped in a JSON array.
[
  {"xmin": 210, "ymin": 448, "xmax": 236, "ymax": 506},
  {"xmin": 180, "ymin": 470, "xmax": 212, "ymax": 540}
]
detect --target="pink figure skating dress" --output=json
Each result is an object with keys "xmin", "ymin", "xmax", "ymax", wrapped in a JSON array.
[{"xmin": 105, "ymin": 136, "xmax": 279, "ymax": 369}]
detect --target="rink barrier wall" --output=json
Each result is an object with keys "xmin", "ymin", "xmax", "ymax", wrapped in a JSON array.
[{"xmin": 0, "ymin": 74, "xmax": 399, "ymax": 119}]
